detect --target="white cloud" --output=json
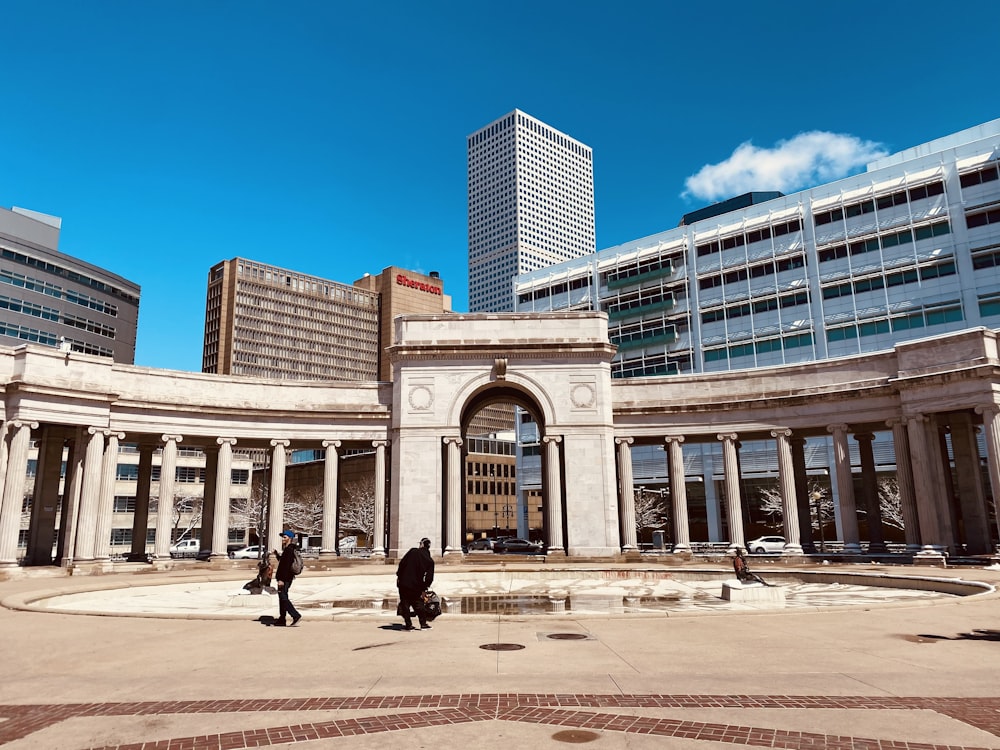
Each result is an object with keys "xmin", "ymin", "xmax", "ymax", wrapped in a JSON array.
[{"xmin": 682, "ymin": 131, "xmax": 889, "ymax": 203}]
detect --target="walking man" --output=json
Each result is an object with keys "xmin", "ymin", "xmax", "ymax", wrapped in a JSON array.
[
  {"xmin": 272, "ymin": 530, "xmax": 302, "ymax": 626},
  {"xmin": 396, "ymin": 537, "xmax": 435, "ymax": 630}
]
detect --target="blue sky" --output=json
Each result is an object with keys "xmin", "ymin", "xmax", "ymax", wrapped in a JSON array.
[{"xmin": 1, "ymin": 1, "xmax": 996, "ymax": 372}]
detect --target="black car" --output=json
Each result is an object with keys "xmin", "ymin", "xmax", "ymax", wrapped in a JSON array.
[{"xmin": 494, "ymin": 538, "xmax": 544, "ymax": 555}]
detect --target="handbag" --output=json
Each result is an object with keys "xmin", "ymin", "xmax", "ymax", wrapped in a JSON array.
[{"xmin": 421, "ymin": 590, "xmax": 442, "ymax": 621}]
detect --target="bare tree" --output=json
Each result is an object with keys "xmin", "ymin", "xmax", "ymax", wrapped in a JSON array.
[
  {"xmin": 633, "ymin": 487, "xmax": 669, "ymax": 534},
  {"xmin": 340, "ymin": 477, "xmax": 376, "ymax": 542},
  {"xmin": 283, "ymin": 486, "xmax": 324, "ymax": 537},
  {"xmin": 171, "ymin": 496, "xmax": 204, "ymax": 542},
  {"xmin": 758, "ymin": 478, "xmax": 905, "ymax": 531},
  {"xmin": 230, "ymin": 484, "xmax": 266, "ymax": 540}
]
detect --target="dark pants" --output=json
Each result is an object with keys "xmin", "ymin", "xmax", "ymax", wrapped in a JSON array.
[
  {"xmin": 278, "ymin": 579, "xmax": 300, "ymax": 622},
  {"xmin": 398, "ymin": 586, "xmax": 426, "ymax": 627}
]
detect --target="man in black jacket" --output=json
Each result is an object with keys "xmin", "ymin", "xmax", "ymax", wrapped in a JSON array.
[
  {"xmin": 396, "ymin": 537, "xmax": 434, "ymax": 630},
  {"xmin": 271, "ymin": 530, "xmax": 302, "ymax": 626}
]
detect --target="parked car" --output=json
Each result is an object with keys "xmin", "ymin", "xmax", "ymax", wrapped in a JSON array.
[
  {"xmin": 169, "ymin": 539, "xmax": 200, "ymax": 559},
  {"xmin": 466, "ymin": 538, "xmax": 494, "ymax": 552},
  {"xmin": 229, "ymin": 545, "xmax": 263, "ymax": 560},
  {"xmin": 746, "ymin": 535, "xmax": 786, "ymax": 554},
  {"xmin": 494, "ymin": 538, "xmax": 544, "ymax": 555}
]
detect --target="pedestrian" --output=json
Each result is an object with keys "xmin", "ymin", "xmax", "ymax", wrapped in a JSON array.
[
  {"xmin": 271, "ymin": 530, "xmax": 303, "ymax": 626},
  {"xmin": 733, "ymin": 548, "xmax": 769, "ymax": 586},
  {"xmin": 396, "ymin": 537, "xmax": 435, "ymax": 630}
]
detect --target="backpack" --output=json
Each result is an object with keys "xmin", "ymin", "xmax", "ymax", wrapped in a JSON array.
[{"xmin": 291, "ymin": 547, "xmax": 304, "ymax": 576}]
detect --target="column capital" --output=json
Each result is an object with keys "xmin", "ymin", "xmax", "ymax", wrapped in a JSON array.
[
  {"xmin": 442, "ymin": 436, "xmax": 463, "ymax": 447},
  {"xmin": 770, "ymin": 428, "xmax": 792, "ymax": 439},
  {"xmin": 975, "ymin": 404, "xmax": 1000, "ymax": 418},
  {"xmin": 827, "ymin": 423, "xmax": 849, "ymax": 435},
  {"xmin": 216, "ymin": 437, "xmax": 237, "ymax": 447},
  {"xmin": 322, "ymin": 439, "xmax": 342, "ymax": 449},
  {"xmin": 885, "ymin": 417, "xmax": 905, "ymax": 429},
  {"xmin": 270, "ymin": 439, "xmax": 290, "ymax": 448},
  {"xmin": 86, "ymin": 426, "xmax": 105, "ymax": 437},
  {"xmin": 716, "ymin": 432, "xmax": 738, "ymax": 442},
  {"xmin": 104, "ymin": 430, "xmax": 126, "ymax": 440},
  {"xmin": 905, "ymin": 413, "xmax": 929, "ymax": 426},
  {"xmin": 615, "ymin": 436, "xmax": 634, "ymax": 447},
  {"xmin": 160, "ymin": 433, "xmax": 182, "ymax": 443},
  {"xmin": 372, "ymin": 440, "xmax": 389, "ymax": 448},
  {"xmin": 664, "ymin": 435, "xmax": 686, "ymax": 446},
  {"xmin": 9, "ymin": 420, "xmax": 38, "ymax": 432},
  {"xmin": 853, "ymin": 431, "xmax": 875, "ymax": 442},
  {"xmin": 542, "ymin": 435, "xmax": 562, "ymax": 445}
]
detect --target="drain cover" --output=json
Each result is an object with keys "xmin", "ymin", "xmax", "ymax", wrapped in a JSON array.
[
  {"xmin": 546, "ymin": 633, "xmax": 589, "ymax": 640},
  {"xmin": 552, "ymin": 729, "xmax": 600, "ymax": 743},
  {"xmin": 479, "ymin": 642, "xmax": 525, "ymax": 651}
]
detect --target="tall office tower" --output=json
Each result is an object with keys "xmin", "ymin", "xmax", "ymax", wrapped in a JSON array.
[
  {"xmin": 0, "ymin": 206, "xmax": 140, "ymax": 362},
  {"xmin": 202, "ymin": 259, "xmax": 449, "ymax": 382},
  {"xmin": 202, "ymin": 258, "xmax": 381, "ymax": 381},
  {"xmin": 467, "ymin": 109, "xmax": 595, "ymax": 312}
]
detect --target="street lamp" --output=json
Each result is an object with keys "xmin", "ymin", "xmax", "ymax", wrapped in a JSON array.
[{"xmin": 491, "ymin": 466, "xmax": 498, "ymax": 538}]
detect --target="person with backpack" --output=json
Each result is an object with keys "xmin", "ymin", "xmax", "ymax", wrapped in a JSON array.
[
  {"xmin": 271, "ymin": 530, "xmax": 303, "ymax": 626},
  {"xmin": 396, "ymin": 537, "xmax": 434, "ymax": 630}
]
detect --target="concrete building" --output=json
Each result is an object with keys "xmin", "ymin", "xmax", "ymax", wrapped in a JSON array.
[
  {"xmin": 515, "ymin": 118, "xmax": 1000, "ymax": 379},
  {"xmin": 0, "ymin": 206, "xmax": 140, "ymax": 363},
  {"xmin": 1, "ymin": 313, "xmax": 999, "ymax": 569},
  {"xmin": 514, "ymin": 119, "xmax": 1000, "ymax": 540},
  {"xmin": 467, "ymin": 110, "xmax": 595, "ymax": 313},
  {"xmin": 202, "ymin": 259, "xmax": 449, "ymax": 382}
]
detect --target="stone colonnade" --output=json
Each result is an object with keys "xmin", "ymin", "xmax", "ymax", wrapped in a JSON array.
[{"xmin": 0, "ymin": 315, "xmax": 997, "ymax": 566}]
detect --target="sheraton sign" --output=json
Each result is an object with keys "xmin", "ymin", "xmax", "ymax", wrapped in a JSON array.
[{"xmin": 396, "ymin": 274, "xmax": 442, "ymax": 295}]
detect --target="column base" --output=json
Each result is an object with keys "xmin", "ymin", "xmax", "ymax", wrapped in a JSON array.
[{"xmin": 842, "ymin": 543, "xmax": 863, "ymax": 554}]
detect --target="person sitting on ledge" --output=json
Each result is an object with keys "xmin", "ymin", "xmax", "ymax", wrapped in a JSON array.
[{"xmin": 732, "ymin": 548, "xmax": 770, "ymax": 586}]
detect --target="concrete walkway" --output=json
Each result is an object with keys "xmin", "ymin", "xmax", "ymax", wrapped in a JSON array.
[{"xmin": 2, "ymin": 560, "xmax": 1000, "ymax": 749}]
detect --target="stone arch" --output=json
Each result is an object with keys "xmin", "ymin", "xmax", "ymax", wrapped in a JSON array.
[
  {"xmin": 458, "ymin": 380, "xmax": 549, "ymax": 550},
  {"xmin": 448, "ymin": 371, "xmax": 556, "ymax": 432}
]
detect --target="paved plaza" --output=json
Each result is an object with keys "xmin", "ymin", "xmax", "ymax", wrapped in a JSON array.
[{"xmin": 3, "ymin": 560, "xmax": 1000, "ymax": 749}]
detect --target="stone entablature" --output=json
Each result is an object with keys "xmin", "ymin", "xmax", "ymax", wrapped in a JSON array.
[{"xmin": 0, "ymin": 313, "xmax": 999, "ymax": 566}]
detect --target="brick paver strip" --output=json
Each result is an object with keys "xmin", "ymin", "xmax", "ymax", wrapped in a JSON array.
[{"xmin": 0, "ymin": 694, "xmax": 995, "ymax": 749}]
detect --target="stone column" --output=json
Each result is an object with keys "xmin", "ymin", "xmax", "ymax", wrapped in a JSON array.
[
  {"xmin": 95, "ymin": 431, "xmax": 125, "ymax": 562},
  {"xmin": 976, "ymin": 405, "xmax": 1000, "ymax": 553},
  {"xmin": 717, "ymin": 432, "xmax": 744, "ymax": 550},
  {"xmin": 128, "ymin": 443, "xmax": 155, "ymax": 562},
  {"xmin": 772, "ymin": 429, "xmax": 802, "ymax": 555},
  {"xmin": 321, "ymin": 440, "xmax": 340, "ymax": 556},
  {"xmin": 73, "ymin": 427, "xmax": 106, "ymax": 562},
  {"xmin": 0, "ymin": 420, "xmax": 36, "ymax": 566},
  {"xmin": 887, "ymin": 418, "xmax": 920, "ymax": 550},
  {"xmin": 854, "ymin": 432, "xmax": 887, "ymax": 553},
  {"xmin": 930, "ymin": 420, "xmax": 958, "ymax": 553},
  {"xmin": 616, "ymin": 437, "xmax": 637, "ymax": 552},
  {"xmin": 665, "ymin": 436, "xmax": 690, "ymax": 553},
  {"xmin": 790, "ymin": 437, "xmax": 815, "ymax": 553},
  {"xmin": 153, "ymin": 435, "xmax": 181, "ymax": 560},
  {"xmin": 59, "ymin": 428, "xmax": 85, "ymax": 566},
  {"xmin": 30, "ymin": 426, "xmax": 63, "ymax": 565},
  {"xmin": 443, "ymin": 437, "xmax": 463, "ymax": 556},
  {"xmin": 543, "ymin": 435, "xmax": 565, "ymax": 554},
  {"xmin": 906, "ymin": 415, "xmax": 945, "ymax": 559},
  {"xmin": 210, "ymin": 438, "xmax": 236, "ymax": 559},
  {"xmin": 200, "ymin": 444, "xmax": 219, "ymax": 552},
  {"xmin": 371, "ymin": 440, "xmax": 388, "ymax": 558},
  {"xmin": 949, "ymin": 412, "xmax": 990, "ymax": 554},
  {"xmin": 267, "ymin": 439, "xmax": 289, "ymax": 551},
  {"xmin": 827, "ymin": 424, "xmax": 861, "ymax": 553}
]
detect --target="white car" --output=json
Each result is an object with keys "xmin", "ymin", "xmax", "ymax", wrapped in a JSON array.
[
  {"xmin": 169, "ymin": 539, "xmax": 200, "ymax": 558},
  {"xmin": 746, "ymin": 536, "xmax": 786, "ymax": 554},
  {"xmin": 229, "ymin": 545, "xmax": 263, "ymax": 559}
]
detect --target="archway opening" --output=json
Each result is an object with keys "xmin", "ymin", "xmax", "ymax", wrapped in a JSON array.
[{"xmin": 460, "ymin": 385, "xmax": 546, "ymax": 553}]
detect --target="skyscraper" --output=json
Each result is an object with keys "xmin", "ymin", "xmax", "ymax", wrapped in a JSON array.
[{"xmin": 467, "ymin": 110, "xmax": 595, "ymax": 312}]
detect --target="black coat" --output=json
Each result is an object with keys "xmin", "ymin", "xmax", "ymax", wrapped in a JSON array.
[
  {"xmin": 274, "ymin": 544, "xmax": 299, "ymax": 584},
  {"xmin": 396, "ymin": 546, "xmax": 434, "ymax": 592}
]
